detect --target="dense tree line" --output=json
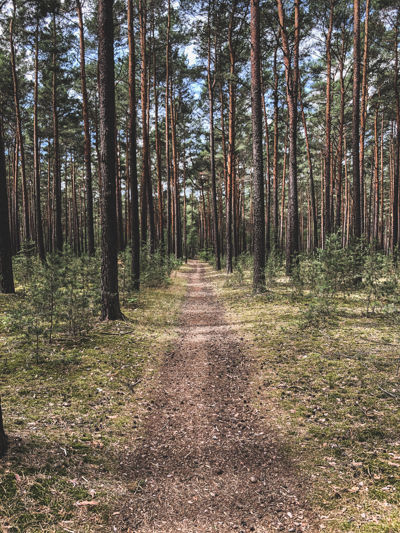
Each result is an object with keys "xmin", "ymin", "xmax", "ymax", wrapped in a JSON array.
[{"xmin": 0, "ymin": 0, "xmax": 400, "ymax": 305}]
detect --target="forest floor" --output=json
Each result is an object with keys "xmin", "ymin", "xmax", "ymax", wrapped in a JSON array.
[{"xmin": 1, "ymin": 259, "xmax": 399, "ymax": 532}]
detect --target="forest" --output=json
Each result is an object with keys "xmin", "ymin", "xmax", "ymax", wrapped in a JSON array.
[{"xmin": 0, "ymin": 0, "xmax": 399, "ymax": 531}]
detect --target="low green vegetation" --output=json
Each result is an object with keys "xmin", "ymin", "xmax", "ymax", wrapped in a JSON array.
[
  {"xmin": 211, "ymin": 239, "xmax": 400, "ymax": 533},
  {"xmin": 0, "ymin": 250, "xmax": 186, "ymax": 532}
]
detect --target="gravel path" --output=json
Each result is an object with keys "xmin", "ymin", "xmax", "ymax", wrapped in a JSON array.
[{"xmin": 115, "ymin": 261, "xmax": 316, "ymax": 532}]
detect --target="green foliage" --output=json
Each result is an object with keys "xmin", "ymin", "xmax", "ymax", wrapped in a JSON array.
[
  {"xmin": 363, "ymin": 250, "xmax": 399, "ymax": 317},
  {"xmin": 140, "ymin": 246, "xmax": 182, "ymax": 288},
  {"xmin": 5, "ymin": 249, "xmax": 100, "ymax": 361}
]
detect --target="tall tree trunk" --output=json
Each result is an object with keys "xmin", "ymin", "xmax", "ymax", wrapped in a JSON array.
[
  {"xmin": 33, "ymin": 13, "xmax": 45, "ymax": 261},
  {"xmin": 261, "ymin": 80, "xmax": 271, "ymax": 256},
  {"xmin": 299, "ymin": 82, "xmax": 317, "ymax": 250},
  {"xmin": 98, "ymin": 0, "xmax": 123, "ymax": 320},
  {"xmin": 393, "ymin": 12, "xmax": 400, "ymax": 253},
  {"xmin": 0, "ymin": 120, "xmax": 15, "ymax": 294},
  {"xmin": 207, "ymin": 4, "xmax": 221, "ymax": 270},
  {"xmin": 323, "ymin": 0, "xmax": 334, "ymax": 245},
  {"xmin": 272, "ymin": 44, "xmax": 279, "ymax": 249},
  {"xmin": 52, "ymin": 10, "xmax": 63, "ymax": 252},
  {"xmin": 77, "ymin": 0, "xmax": 95, "ymax": 256},
  {"xmin": 336, "ymin": 26, "xmax": 346, "ymax": 232},
  {"xmin": 250, "ymin": 0, "xmax": 265, "ymax": 291},
  {"xmin": 10, "ymin": 5, "xmax": 30, "ymax": 243},
  {"xmin": 139, "ymin": 0, "xmax": 149, "ymax": 247},
  {"xmin": 128, "ymin": 0, "xmax": 140, "ymax": 290},
  {"xmin": 170, "ymin": 86, "xmax": 182, "ymax": 258},
  {"xmin": 352, "ymin": 0, "xmax": 362, "ymax": 239},
  {"xmin": 152, "ymin": 13, "xmax": 163, "ymax": 247},
  {"xmin": 277, "ymin": 0, "xmax": 300, "ymax": 273},
  {"xmin": 165, "ymin": 0, "xmax": 172, "ymax": 255},
  {"xmin": 226, "ymin": 2, "xmax": 237, "ymax": 274},
  {"xmin": 360, "ymin": 0, "xmax": 370, "ymax": 235}
]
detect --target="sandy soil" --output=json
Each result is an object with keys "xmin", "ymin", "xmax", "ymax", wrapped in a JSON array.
[{"xmin": 115, "ymin": 261, "xmax": 317, "ymax": 533}]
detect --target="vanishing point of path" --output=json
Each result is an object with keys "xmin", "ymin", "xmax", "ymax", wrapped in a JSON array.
[{"xmin": 116, "ymin": 261, "xmax": 316, "ymax": 533}]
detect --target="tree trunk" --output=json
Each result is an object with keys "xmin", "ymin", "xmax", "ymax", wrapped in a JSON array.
[
  {"xmin": 323, "ymin": 0, "xmax": 334, "ymax": 245},
  {"xmin": 250, "ymin": 0, "xmax": 265, "ymax": 291},
  {"xmin": 128, "ymin": 0, "xmax": 140, "ymax": 290},
  {"xmin": 52, "ymin": 11, "xmax": 63, "ymax": 252},
  {"xmin": 393, "ymin": 12, "xmax": 400, "ymax": 253},
  {"xmin": 207, "ymin": 5, "xmax": 221, "ymax": 270},
  {"xmin": 77, "ymin": 0, "xmax": 95, "ymax": 256},
  {"xmin": 360, "ymin": 0, "xmax": 370, "ymax": 235},
  {"xmin": 352, "ymin": 0, "xmax": 362, "ymax": 239},
  {"xmin": 299, "ymin": 81, "xmax": 317, "ymax": 250},
  {"xmin": 272, "ymin": 44, "xmax": 279, "ymax": 250},
  {"xmin": 226, "ymin": 3, "xmax": 237, "ymax": 274},
  {"xmin": 0, "ymin": 120, "xmax": 15, "ymax": 294},
  {"xmin": 277, "ymin": 0, "xmax": 300, "ymax": 273},
  {"xmin": 33, "ymin": 13, "xmax": 45, "ymax": 261},
  {"xmin": 98, "ymin": 0, "xmax": 123, "ymax": 320},
  {"xmin": 10, "ymin": 5, "xmax": 30, "ymax": 243},
  {"xmin": 165, "ymin": 0, "xmax": 172, "ymax": 255}
]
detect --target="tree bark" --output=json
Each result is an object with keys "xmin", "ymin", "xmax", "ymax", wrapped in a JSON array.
[
  {"xmin": 0, "ymin": 120, "xmax": 15, "ymax": 294},
  {"xmin": 250, "ymin": 0, "xmax": 265, "ymax": 291},
  {"xmin": 52, "ymin": 10, "xmax": 63, "ymax": 252},
  {"xmin": 352, "ymin": 0, "xmax": 362, "ymax": 239},
  {"xmin": 0, "ymin": 399, "xmax": 7, "ymax": 458},
  {"xmin": 77, "ymin": 0, "xmax": 95, "ymax": 256},
  {"xmin": 33, "ymin": 13, "xmax": 45, "ymax": 261},
  {"xmin": 207, "ymin": 4, "xmax": 221, "ymax": 270},
  {"xmin": 277, "ymin": 0, "xmax": 300, "ymax": 273},
  {"xmin": 98, "ymin": 0, "xmax": 123, "ymax": 320},
  {"xmin": 128, "ymin": 0, "xmax": 140, "ymax": 290},
  {"xmin": 10, "ymin": 4, "xmax": 30, "ymax": 243},
  {"xmin": 323, "ymin": 0, "xmax": 334, "ymax": 245}
]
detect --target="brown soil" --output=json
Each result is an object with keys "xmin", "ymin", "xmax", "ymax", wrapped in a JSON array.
[{"xmin": 115, "ymin": 261, "xmax": 317, "ymax": 533}]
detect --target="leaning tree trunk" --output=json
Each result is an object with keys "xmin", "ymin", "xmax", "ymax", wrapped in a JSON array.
[
  {"xmin": 98, "ymin": 0, "xmax": 123, "ymax": 320},
  {"xmin": 0, "ymin": 120, "xmax": 15, "ymax": 294},
  {"xmin": 250, "ymin": 0, "xmax": 265, "ymax": 292}
]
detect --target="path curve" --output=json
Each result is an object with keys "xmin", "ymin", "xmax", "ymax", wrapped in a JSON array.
[{"xmin": 116, "ymin": 261, "xmax": 316, "ymax": 533}]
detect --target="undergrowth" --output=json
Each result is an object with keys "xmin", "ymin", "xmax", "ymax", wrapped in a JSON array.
[
  {"xmin": 0, "ymin": 250, "xmax": 186, "ymax": 532},
  {"xmin": 211, "ymin": 241, "xmax": 400, "ymax": 533}
]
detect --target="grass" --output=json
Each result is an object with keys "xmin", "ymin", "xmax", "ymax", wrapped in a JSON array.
[
  {"xmin": 0, "ymin": 266, "xmax": 187, "ymax": 532},
  {"xmin": 209, "ymin": 262, "xmax": 400, "ymax": 533}
]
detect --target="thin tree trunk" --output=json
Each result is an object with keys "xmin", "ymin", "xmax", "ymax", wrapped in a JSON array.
[
  {"xmin": 10, "ymin": 5, "xmax": 30, "ymax": 243},
  {"xmin": 352, "ymin": 0, "xmax": 362, "ymax": 239},
  {"xmin": 77, "ymin": 0, "xmax": 95, "ymax": 256},
  {"xmin": 360, "ymin": 0, "xmax": 370, "ymax": 235},
  {"xmin": 52, "ymin": 10, "xmax": 63, "ymax": 251},
  {"xmin": 33, "ymin": 13, "xmax": 45, "ymax": 261},
  {"xmin": 323, "ymin": 0, "xmax": 334, "ymax": 244},
  {"xmin": 277, "ymin": 0, "xmax": 300, "ymax": 273},
  {"xmin": 128, "ymin": 0, "xmax": 140, "ymax": 289}
]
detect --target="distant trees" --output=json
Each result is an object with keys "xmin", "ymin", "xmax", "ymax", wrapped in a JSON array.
[{"xmin": 1, "ymin": 0, "xmax": 400, "ymax": 303}]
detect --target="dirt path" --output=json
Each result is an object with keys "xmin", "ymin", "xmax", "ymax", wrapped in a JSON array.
[{"xmin": 116, "ymin": 261, "xmax": 316, "ymax": 532}]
